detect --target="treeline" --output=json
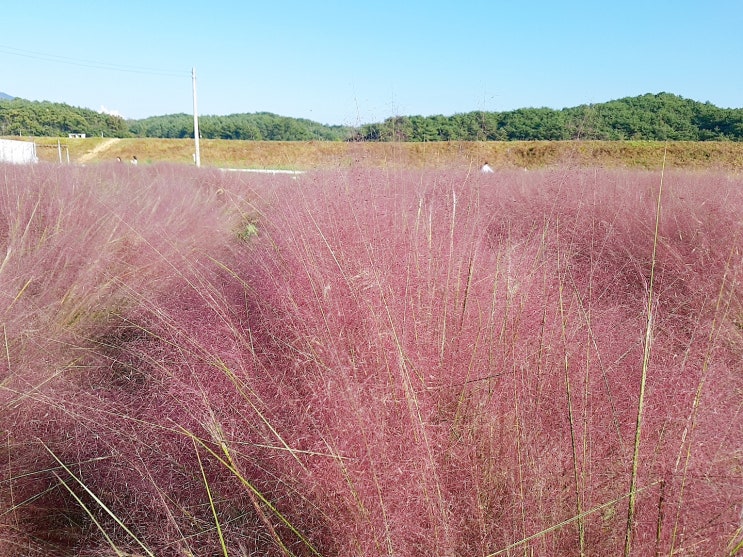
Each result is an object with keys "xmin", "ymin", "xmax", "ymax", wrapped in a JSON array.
[
  {"xmin": 0, "ymin": 98, "xmax": 130, "ymax": 138},
  {"xmin": 2, "ymin": 92, "xmax": 743, "ymax": 141},
  {"xmin": 357, "ymin": 93, "xmax": 743, "ymax": 141},
  {"xmin": 0, "ymin": 98, "xmax": 352, "ymax": 141},
  {"xmin": 128, "ymin": 112, "xmax": 353, "ymax": 141}
]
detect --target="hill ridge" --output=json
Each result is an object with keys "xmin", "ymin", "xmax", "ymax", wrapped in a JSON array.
[{"xmin": 2, "ymin": 92, "xmax": 743, "ymax": 142}]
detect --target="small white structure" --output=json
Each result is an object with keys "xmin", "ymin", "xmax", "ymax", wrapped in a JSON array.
[
  {"xmin": 68, "ymin": 133, "xmax": 86, "ymax": 138},
  {"xmin": 0, "ymin": 139, "xmax": 38, "ymax": 164}
]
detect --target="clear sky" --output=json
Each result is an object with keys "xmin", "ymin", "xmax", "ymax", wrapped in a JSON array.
[{"xmin": 2, "ymin": 0, "xmax": 742, "ymax": 126}]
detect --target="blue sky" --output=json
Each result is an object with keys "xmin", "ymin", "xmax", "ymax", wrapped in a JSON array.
[{"xmin": 2, "ymin": 0, "xmax": 742, "ymax": 125}]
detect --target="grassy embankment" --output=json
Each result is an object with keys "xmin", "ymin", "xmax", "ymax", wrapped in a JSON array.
[{"xmin": 17, "ymin": 136, "xmax": 743, "ymax": 170}]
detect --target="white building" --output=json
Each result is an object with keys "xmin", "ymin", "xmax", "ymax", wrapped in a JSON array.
[{"xmin": 0, "ymin": 138, "xmax": 38, "ymax": 164}]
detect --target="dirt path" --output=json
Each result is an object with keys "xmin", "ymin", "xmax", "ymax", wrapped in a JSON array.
[{"xmin": 78, "ymin": 138, "xmax": 120, "ymax": 163}]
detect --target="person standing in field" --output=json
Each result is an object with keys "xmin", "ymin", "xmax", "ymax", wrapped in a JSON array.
[
  {"xmin": 481, "ymin": 161, "xmax": 494, "ymax": 173},
  {"xmin": 130, "ymin": 155, "xmax": 138, "ymax": 166}
]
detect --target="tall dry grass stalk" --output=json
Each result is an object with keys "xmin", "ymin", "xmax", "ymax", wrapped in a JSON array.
[
  {"xmin": 624, "ymin": 147, "xmax": 666, "ymax": 556},
  {"xmin": 669, "ymin": 235, "xmax": 741, "ymax": 556},
  {"xmin": 556, "ymin": 219, "xmax": 586, "ymax": 557}
]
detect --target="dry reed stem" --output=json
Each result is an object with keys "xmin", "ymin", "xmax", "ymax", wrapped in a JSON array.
[
  {"xmin": 624, "ymin": 146, "xmax": 666, "ymax": 557},
  {"xmin": 210, "ymin": 357, "xmax": 308, "ymax": 472},
  {"xmin": 42, "ymin": 442, "xmax": 155, "ymax": 557},
  {"xmin": 556, "ymin": 224, "xmax": 586, "ymax": 557},
  {"xmin": 729, "ymin": 528, "xmax": 743, "ymax": 555},
  {"xmin": 193, "ymin": 439, "xmax": 229, "ymax": 557},
  {"xmin": 53, "ymin": 471, "xmax": 124, "ymax": 556},
  {"xmin": 178, "ymin": 427, "xmax": 323, "ymax": 557},
  {"xmin": 669, "ymin": 239, "xmax": 740, "ymax": 556},
  {"xmin": 486, "ymin": 481, "xmax": 662, "ymax": 557}
]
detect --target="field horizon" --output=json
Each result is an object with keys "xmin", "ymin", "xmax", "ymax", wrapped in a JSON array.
[{"xmin": 6, "ymin": 136, "xmax": 743, "ymax": 171}]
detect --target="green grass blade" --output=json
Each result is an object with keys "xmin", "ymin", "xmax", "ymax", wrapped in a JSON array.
[
  {"xmin": 53, "ymin": 471, "xmax": 124, "ymax": 557},
  {"xmin": 177, "ymin": 426, "xmax": 323, "ymax": 557},
  {"xmin": 41, "ymin": 441, "xmax": 155, "ymax": 557},
  {"xmin": 194, "ymin": 438, "xmax": 229, "ymax": 557}
]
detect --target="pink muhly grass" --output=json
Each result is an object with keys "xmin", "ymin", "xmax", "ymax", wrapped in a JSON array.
[
  {"xmin": 240, "ymin": 166, "xmax": 743, "ymax": 556},
  {"xmin": 0, "ymin": 162, "xmax": 294, "ymax": 555},
  {"xmin": 1, "ymin": 162, "xmax": 741, "ymax": 556}
]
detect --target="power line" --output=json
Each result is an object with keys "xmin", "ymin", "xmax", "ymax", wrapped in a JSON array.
[{"xmin": 0, "ymin": 44, "xmax": 189, "ymax": 77}]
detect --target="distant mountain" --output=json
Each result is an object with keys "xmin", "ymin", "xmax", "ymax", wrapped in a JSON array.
[{"xmin": 0, "ymin": 92, "xmax": 13, "ymax": 100}]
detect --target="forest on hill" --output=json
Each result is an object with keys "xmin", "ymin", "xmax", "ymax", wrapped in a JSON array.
[
  {"xmin": 129, "ymin": 111, "xmax": 352, "ymax": 141},
  {"xmin": 1, "ymin": 92, "xmax": 742, "ymax": 141}
]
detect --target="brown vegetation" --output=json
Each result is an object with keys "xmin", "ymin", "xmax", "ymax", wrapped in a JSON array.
[{"xmin": 24, "ymin": 137, "xmax": 743, "ymax": 171}]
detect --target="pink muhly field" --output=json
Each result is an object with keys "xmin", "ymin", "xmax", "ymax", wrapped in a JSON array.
[{"xmin": 1, "ymin": 161, "xmax": 742, "ymax": 556}]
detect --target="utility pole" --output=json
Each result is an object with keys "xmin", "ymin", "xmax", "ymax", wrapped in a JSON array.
[{"xmin": 192, "ymin": 66, "xmax": 201, "ymax": 167}]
